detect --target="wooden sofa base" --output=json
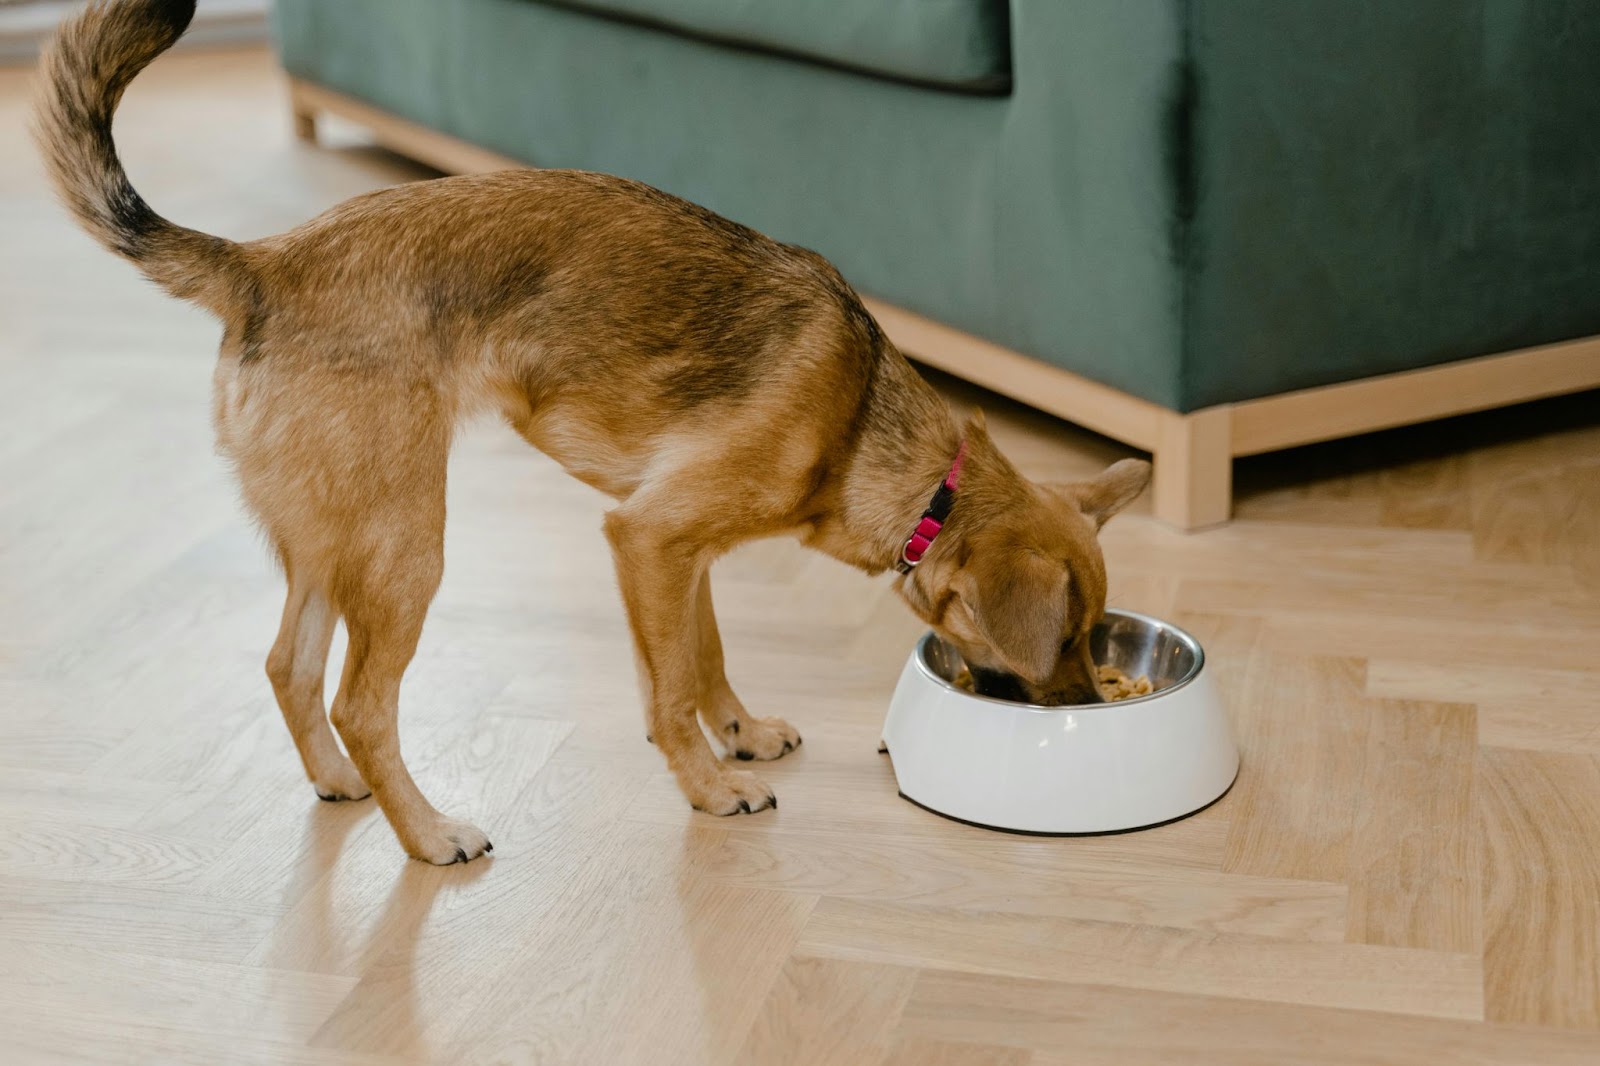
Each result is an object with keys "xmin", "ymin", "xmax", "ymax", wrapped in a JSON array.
[{"xmin": 288, "ymin": 77, "xmax": 1600, "ymax": 531}]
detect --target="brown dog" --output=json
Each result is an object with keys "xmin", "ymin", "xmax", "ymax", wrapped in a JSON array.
[{"xmin": 37, "ymin": 0, "xmax": 1150, "ymax": 863}]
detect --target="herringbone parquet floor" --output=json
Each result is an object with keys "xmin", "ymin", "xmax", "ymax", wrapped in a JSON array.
[{"xmin": 3, "ymin": 46, "xmax": 1599, "ymax": 1066}]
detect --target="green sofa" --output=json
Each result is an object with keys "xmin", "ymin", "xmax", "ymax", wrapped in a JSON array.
[{"xmin": 272, "ymin": 0, "xmax": 1600, "ymax": 526}]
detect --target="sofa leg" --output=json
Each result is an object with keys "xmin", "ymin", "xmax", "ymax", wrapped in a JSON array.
[
  {"xmin": 292, "ymin": 108, "xmax": 317, "ymax": 143},
  {"xmin": 1152, "ymin": 406, "xmax": 1233, "ymax": 531},
  {"xmin": 290, "ymin": 87, "xmax": 318, "ymax": 144}
]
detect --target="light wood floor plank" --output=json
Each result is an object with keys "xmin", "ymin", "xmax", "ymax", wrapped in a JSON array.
[
  {"xmin": 1479, "ymin": 748, "xmax": 1600, "ymax": 1029},
  {"xmin": 737, "ymin": 956, "xmax": 918, "ymax": 1066},
  {"xmin": 0, "ymin": 875, "xmax": 287, "ymax": 965},
  {"xmin": 10, "ymin": 1012, "xmax": 413, "ymax": 1066},
  {"xmin": 883, "ymin": 1036, "xmax": 1031, "ymax": 1066},
  {"xmin": 1222, "ymin": 656, "xmax": 1371, "ymax": 882},
  {"xmin": 1258, "ymin": 611, "xmax": 1600, "ymax": 673},
  {"xmin": 0, "ymin": 942, "xmax": 357, "ymax": 1048},
  {"xmin": 443, "ymin": 839, "xmax": 816, "ymax": 1066},
  {"xmin": 1366, "ymin": 660, "xmax": 1600, "ymax": 755},
  {"xmin": 1344, "ymin": 699, "xmax": 1480, "ymax": 953},
  {"xmin": 1378, "ymin": 453, "xmax": 1473, "ymax": 531},
  {"xmin": 695, "ymin": 829, "xmax": 1347, "ymax": 940},
  {"xmin": 905, "ymin": 971, "xmax": 1600, "ymax": 1066},
  {"xmin": 798, "ymin": 898, "xmax": 1482, "ymax": 1019}
]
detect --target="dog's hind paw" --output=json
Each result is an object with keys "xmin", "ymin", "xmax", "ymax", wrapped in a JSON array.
[{"xmin": 311, "ymin": 761, "xmax": 372, "ymax": 802}]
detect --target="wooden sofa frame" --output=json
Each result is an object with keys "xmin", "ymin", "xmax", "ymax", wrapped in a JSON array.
[{"xmin": 289, "ymin": 77, "xmax": 1600, "ymax": 530}]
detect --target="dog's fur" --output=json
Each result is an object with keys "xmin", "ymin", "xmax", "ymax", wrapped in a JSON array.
[{"xmin": 36, "ymin": 0, "xmax": 1150, "ymax": 863}]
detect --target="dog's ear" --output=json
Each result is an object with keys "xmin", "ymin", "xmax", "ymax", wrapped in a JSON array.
[
  {"xmin": 1058, "ymin": 459, "xmax": 1152, "ymax": 529},
  {"xmin": 950, "ymin": 548, "xmax": 1069, "ymax": 684}
]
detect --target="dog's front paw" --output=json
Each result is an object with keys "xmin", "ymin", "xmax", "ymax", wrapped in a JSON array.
[
  {"xmin": 686, "ymin": 769, "xmax": 777, "ymax": 816},
  {"xmin": 402, "ymin": 816, "xmax": 494, "ymax": 865},
  {"xmin": 727, "ymin": 715, "xmax": 802, "ymax": 762},
  {"xmin": 312, "ymin": 759, "xmax": 372, "ymax": 802}
]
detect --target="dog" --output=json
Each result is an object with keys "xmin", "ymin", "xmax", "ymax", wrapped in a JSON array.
[{"xmin": 37, "ymin": 0, "xmax": 1151, "ymax": 864}]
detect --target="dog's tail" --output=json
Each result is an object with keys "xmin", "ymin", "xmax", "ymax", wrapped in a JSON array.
[{"xmin": 34, "ymin": 0, "xmax": 249, "ymax": 317}]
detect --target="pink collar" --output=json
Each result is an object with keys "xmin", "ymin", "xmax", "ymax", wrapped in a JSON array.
[{"xmin": 895, "ymin": 440, "xmax": 966, "ymax": 574}]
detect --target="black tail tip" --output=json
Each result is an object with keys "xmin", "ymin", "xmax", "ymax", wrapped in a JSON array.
[{"xmin": 147, "ymin": 0, "xmax": 199, "ymax": 35}]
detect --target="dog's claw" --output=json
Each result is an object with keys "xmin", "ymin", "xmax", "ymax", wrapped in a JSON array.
[
  {"xmin": 453, "ymin": 847, "xmax": 468, "ymax": 864},
  {"xmin": 483, "ymin": 841, "xmax": 493, "ymax": 854},
  {"xmin": 781, "ymin": 740, "xmax": 794, "ymax": 754},
  {"xmin": 735, "ymin": 750, "xmax": 754, "ymax": 761},
  {"xmin": 738, "ymin": 799, "xmax": 751, "ymax": 813}
]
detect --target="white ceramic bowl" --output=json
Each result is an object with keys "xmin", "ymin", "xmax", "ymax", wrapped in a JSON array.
[{"xmin": 881, "ymin": 609, "xmax": 1238, "ymax": 834}]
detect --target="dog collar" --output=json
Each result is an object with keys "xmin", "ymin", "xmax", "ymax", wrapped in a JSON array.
[{"xmin": 895, "ymin": 440, "xmax": 967, "ymax": 574}]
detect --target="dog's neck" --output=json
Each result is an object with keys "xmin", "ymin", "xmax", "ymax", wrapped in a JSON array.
[{"xmin": 802, "ymin": 348, "xmax": 968, "ymax": 573}]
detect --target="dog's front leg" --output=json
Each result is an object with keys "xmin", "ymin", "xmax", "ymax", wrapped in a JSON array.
[
  {"xmin": 693, "ymin": 573, "xmax": 801, "ymax": 762},
  {"xmin": 605, "ymin": 512, "xmax": 776, "ymax": 815}
]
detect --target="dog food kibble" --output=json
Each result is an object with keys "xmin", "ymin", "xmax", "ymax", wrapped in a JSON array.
[
  {"xmin": 1097, "ymin": 664, "xmax": 1153, "ymax": 701},
  {"xmin": 951, "ymin": 664, "xmax": 1152, "ymax": 702}
]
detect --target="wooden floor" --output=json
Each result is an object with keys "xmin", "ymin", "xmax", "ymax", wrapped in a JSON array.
[{"xmin": 4, "ymin": 46, "xmax": 1600, "ymax": 1066}]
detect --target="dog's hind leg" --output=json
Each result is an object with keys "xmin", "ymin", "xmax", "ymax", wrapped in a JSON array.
[
  {"xmin": 326, "ymin": 513, "xmax": 491, "ymax": 865},
  {"xmin": 692, "ymin": 573, "xmax": 800, "ymax": 761},
  {"xmin": 266, "ymin": 571, "xmax": 369, "ymax": 801}
]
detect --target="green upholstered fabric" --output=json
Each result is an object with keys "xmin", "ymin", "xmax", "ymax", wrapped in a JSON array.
[
  {"xmin": 531, "ymin": 0, "xmax": 1012, "ymax": 93},
  {"xmin": 1181, "ymin": 0, "xmax": 1600, "ymax": 407},
  {"xmin": 272, "ymin": 0, "xmax": 1184, "ymax": 405},
  {"xmin": 271, "ymin": 0, "xmax": 1600, "ymax": 412}
]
